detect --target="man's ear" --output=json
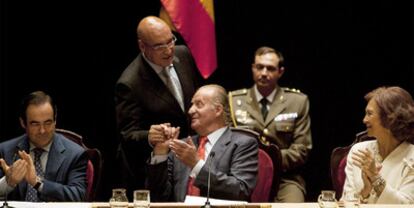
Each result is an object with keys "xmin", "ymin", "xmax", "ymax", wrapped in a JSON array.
[
  {"xmin": 215, "ymin": 104, "xmax": 224, "ymax": 117},
  {"xmin": 278, "ymin": 66, "xmax": 285, "ymax": 77},
  {"xmin": 138, "ymin": 39, "xmax": 145, "ymax": 53},
  {"xmin": 19, "ymin": 118, "xmax": 26, "ymax": 129}
]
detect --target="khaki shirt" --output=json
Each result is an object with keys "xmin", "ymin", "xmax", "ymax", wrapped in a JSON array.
[{"xmin": 229, "ymin": 86, "xmax": 312, "ymax": 190}]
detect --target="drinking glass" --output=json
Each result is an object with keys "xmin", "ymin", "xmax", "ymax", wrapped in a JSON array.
[
  {"xmin": 318, "ymin": 190, "xmax": 337, "ymax": 208},
  {"xmin": 133, "ymin": 189, "xmax": 150, "ymax": 208},
  {"xmin": 342, "ymin": 191, "xmax": 360, "ymax": 208},
  {"xmin": 109, "ymin": 188, "xmax": 128, "ymax": 208}
]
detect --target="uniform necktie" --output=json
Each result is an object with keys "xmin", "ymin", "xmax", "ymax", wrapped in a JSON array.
[
  {"xmin": 26, "ymin": 148, "xmax": 44, "ymax": 202},
  {"xmin": 260, "ymin": 98, "xmax": 268, "ymax": 120},
  {"xmin": 187, "ymin": 136, "xmax": 208, "ymax": 196},
  {"xmin": 161, "ymin": 67, "xmax": 185, "ymax": 111}
]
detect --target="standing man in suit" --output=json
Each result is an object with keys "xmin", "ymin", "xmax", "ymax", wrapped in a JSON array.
[
  {"xmin": 115, "ymin": 16, "xmax": 201, "ymax": 199},
  {"xmin": 147, "ymin": 84, "xmax": 258, "ymax": 202},
  {"xmin": 229, "ymin": 46, "xmax": 312, "ymax": 202},
  {"xmin": 0, "ymin": 91, "xmax": 87, "ymax": 201}
]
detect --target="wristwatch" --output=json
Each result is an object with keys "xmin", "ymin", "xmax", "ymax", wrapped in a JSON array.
[
  {"xmin": 33, "ymin": 177, "xmax": 43, "ymax": 191},
  {"xmin": 372, "ymin": 176, "xmax": 386, "ymax": 196}
]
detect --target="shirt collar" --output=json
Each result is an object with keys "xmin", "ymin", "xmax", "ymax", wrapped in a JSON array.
[
  {"xmin": 204, "ymin": 126, "xmax": 227, "ymax": 146},
  {"xmin": 142, "ymin": 53, "xmax": 172, "ymax": 75},
  {"xmin": 29, "ymin": 141, "xmax": 52, "ymax": 153},
  {"xmin": 254, "ymin": 85, "xmax": 277, "ymax": 104}
]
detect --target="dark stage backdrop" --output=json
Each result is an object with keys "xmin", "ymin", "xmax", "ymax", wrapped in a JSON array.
[{"xmin": 1, "ymin": 0, "xmax": 413, "ymax": 202}]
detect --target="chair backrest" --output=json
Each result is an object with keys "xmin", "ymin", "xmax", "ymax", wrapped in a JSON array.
[
  {"xmin": 251, "ymin": 149, "xmax": 274, "ymax": 202},
  {"xmin": 230, "ymin": 127, "xmax": 282, "ymax": 202},
  {"xmin": 330, "ymin": 130, "xmax": 374, "ymax": 199},
  {"xmin": 55, "ymin": 128, "xmax": 103, "ymax": 202}
]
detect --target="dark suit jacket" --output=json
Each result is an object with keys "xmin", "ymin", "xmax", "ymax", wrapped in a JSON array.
[
  {"xmin": 0, "ymin": 133, "xmax": 88, "ymax": 201},
  {"xmin": 115, "ymin": 45, "xmax": 201, "ymax": 193},
  {"xmin": 147, "ymin": 127, "xmax": 258, "ymax": 202}
]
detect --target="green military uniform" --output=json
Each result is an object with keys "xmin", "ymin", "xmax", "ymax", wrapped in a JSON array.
[{"xmin": 229, "ymin": 86, "xmax": 312, "ymax": 200}]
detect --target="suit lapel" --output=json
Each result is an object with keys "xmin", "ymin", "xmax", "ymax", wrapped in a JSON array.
[
  {"xmin": 210, "ymin": 128, "xmax": 232, "ymax": 160},
  {"xmin": 44, "ymin": 135, "xmax": 65, "ymax": 181},
  {"xmin": 264, "ymin": 88, "xmax": 286, "ymax": 125},
  {"xmin": 139, "ymin": 55, "xmax": 184, "ymax": 113}
]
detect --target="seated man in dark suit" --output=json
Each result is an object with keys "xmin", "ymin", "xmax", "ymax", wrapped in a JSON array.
[
  {"xmin": 0, "ymin": 91, "xmax": 87, "ymax": 201},
  {"xmin": 147, "ymin": 84, "xmax": 258, "ymax": 202}
]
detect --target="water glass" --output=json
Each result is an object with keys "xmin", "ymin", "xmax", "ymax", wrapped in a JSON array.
[
  {"xmin": 318, "ymin": 190, "xmax": 337, "ymax": 208},
  {"xmin": 134, "ymin": 189, "xmax": 150, "ymax": 208},
  {"xmin": 342, "ymin": 191, "xmax": 360, "ymax": 208},
  {"xmin": 109, "ymin": 188, "xmax": 128, "ymax": 208}
]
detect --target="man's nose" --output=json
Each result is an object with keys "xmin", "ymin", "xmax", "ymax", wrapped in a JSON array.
[
  {"xmin": 188, "ymin": 105, "xmax": 195, "ymax": 114},
  {"xmin": 163, "ymin": 46, "xmax": 173, "ymax": 55},
  {"xmin": 260, "ymin": 68, "xmax": 269, "ymax": 75},
  {"xmin": 39, "ymin": 125, "xmax": 46, "ymax": 133}
]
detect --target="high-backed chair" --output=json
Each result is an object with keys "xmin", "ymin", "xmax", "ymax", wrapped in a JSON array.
[
  {"xmin": 330, "ymin": 131, "xmax": 374, "ymax": 199},
  {"xmin": 230, "ymin": 127, "xmax": 282, "ymax": 202},
  {"xmin": 55, "ymin": 128, "xmax": 103, "ymax": 201}
]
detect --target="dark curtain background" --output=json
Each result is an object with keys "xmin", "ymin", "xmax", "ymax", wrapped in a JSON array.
[{"xmin": 1, "ymin": 0, "xmax": 413, "ymax": 202}]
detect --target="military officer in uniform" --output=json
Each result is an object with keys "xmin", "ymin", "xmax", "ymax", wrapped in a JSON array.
[{"xmin": 229, "ymin": 46, "xmax": 312, "ymax": 202}]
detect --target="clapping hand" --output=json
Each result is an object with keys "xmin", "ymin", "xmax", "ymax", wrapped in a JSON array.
[
  {"xmin": 0, "ymin": 151, "xmax": 28, "ymax": 187},
  {"xmin": 352, "ymin": 148, "xmax": 382, "ymax": 197},
  {"xmin": 19, "ymin": 150, "xmax": 38, "ymax": 186},
  {"xmin": 169, "ymin": 137, "xmax": 198, "ymax": 168}
]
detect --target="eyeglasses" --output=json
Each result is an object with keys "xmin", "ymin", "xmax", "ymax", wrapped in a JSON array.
[
  {"xmin": 143, "ymin": 35, "xmax": 177, "ymax": 51},
  {"xmin": 253, "ymin": 63, "xmax": 278, "ymax": 72}
]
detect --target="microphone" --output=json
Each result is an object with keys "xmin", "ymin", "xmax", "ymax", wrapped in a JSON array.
[
  {"xmin": 201, "ymin": 151, "xmax": 215, "ymax": 208},
  {"xmin": 1, "ymin": 149, "xmax": 19, "ymax": 208}
]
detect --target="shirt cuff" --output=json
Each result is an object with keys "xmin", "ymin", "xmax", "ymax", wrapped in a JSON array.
[
  {"xmin": 0, "ymin": 176, "xmax": 15, "ymax": 195},
  {"xmin": 38, "ymin": 182, "xmax": 44, "ymax": 192},
  {"xmin": 150, "ymin": 152, "xmax": 168, "ymax": 164},
  {"xmin": 190, "ymin": 160, "xmax": 205, "ymax": 178}
]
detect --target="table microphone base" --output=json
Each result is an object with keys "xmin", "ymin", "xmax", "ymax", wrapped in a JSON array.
[
  {"xmin": 201, "ymin": 202, "xmax": 211, "ymax": 208},
  {"xmin": 1, "ymin": 201, "xmax": 14, "ymax": 208}
]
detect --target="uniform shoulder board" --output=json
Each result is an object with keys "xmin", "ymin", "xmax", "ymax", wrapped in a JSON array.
[
  {"xmin": 283, "ymin": 87, "xmax": 301, "ymax": 93},
  {"xmin": 230, "ymin": 88, "xmax": 248, "ymax": 96}
]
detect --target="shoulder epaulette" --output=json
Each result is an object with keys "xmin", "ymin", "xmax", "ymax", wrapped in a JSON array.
[
  {"xmin": 230, "ymin": 88, "xmax": 248, "ymax": 96},
  {"xmin": 283, "ymin": 87, "xmax": 301, "ymax": 93}
]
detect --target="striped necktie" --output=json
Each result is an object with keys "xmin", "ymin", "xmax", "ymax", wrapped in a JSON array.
[{"xmin": 161, "ymin": 66, "xmax": 185, "ymax": 111}]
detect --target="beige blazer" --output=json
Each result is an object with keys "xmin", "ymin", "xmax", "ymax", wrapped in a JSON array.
[{"xmin": 343, "ymin": 140, "xmax": 414, "ymax": 204}]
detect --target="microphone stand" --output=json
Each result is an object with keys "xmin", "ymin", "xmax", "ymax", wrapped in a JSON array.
[{"xmin": 201, "ymin": 152, "xmax": 215, "ymax": 208}]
